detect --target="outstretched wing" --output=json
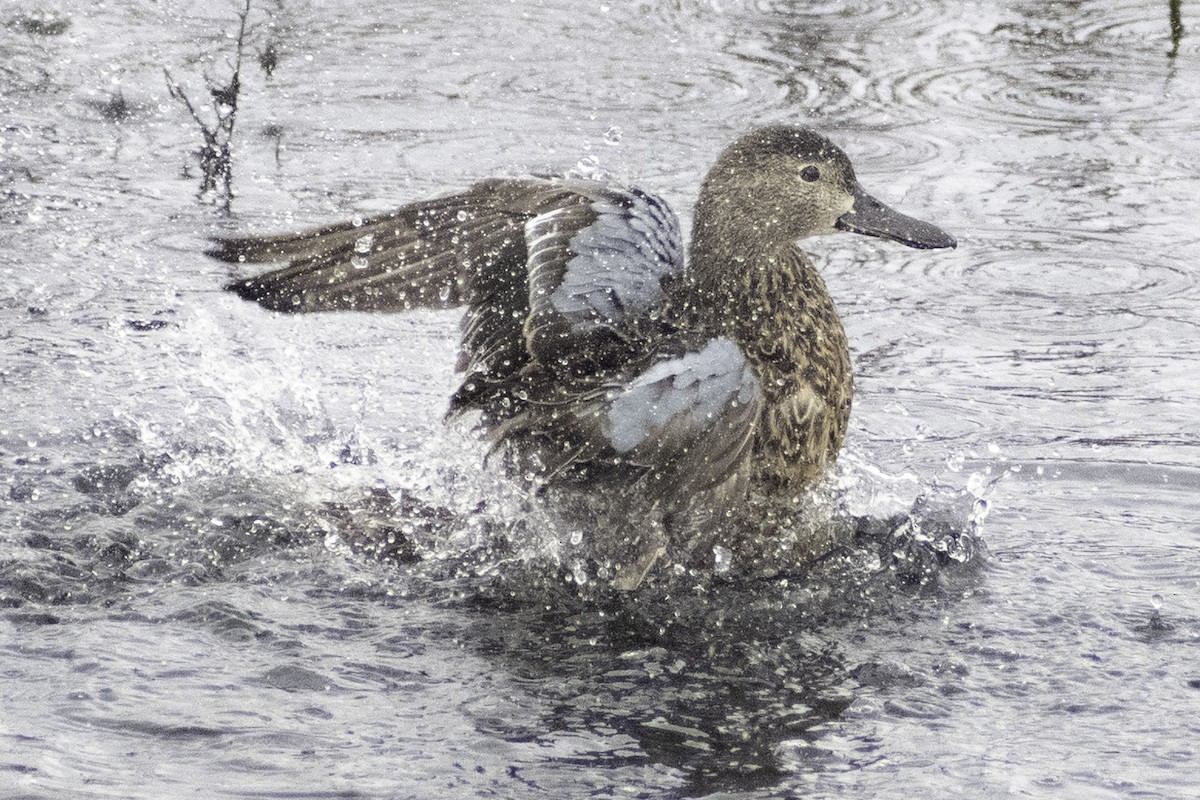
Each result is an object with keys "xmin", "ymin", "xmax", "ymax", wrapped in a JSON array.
[
  {"xmin": 214, "ymin": 176, "xmax": 692, "ymax": 423},
  {"xmin": 214, "ymin": 181, "xmax": 582, "ymax": 314},
  {"xmin": 215, "ymin": 193, "xmax": 494, "ymax": 312},
  {"xmin": 214, "ymin": 178, "xmax": 683, "ymax": 326}
]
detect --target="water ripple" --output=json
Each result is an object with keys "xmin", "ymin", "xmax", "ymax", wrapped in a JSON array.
[
  {"xmin": 996, "ymin": 3, "xmax": 1199, "ymax": 63},
  {"xmin": 965, "ymin": 246, "xmax": 1194, "ymax": 304},
  {"xmin": 726, "ymin": 0, "xmax": 1200, "ymax": 141},
  {"xmin": 902, "ymin": 60, "xmax": 1190, "ymax": 132}
]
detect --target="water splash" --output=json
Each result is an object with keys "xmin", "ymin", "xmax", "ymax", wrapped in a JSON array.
[
  {"xmin": 713, "ymin": 544, "xmax": 733, "ymax": 575},
  {"xmin": 567, "ymin": 154, "xmax": 606, "ymax": 181}
]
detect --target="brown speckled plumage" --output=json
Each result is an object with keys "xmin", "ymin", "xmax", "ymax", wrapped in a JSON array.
[{"xmin": 212, "ymin": 126, "xmax": 956, "ymax": 587}]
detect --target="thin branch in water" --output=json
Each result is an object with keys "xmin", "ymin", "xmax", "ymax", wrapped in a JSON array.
[
  {"xmin": 1167, "ymin": 0, "xmax": 1183, "ymax": 59},
  {"xmin": 163, "ymin": 0, "xmax": 256, "ymax": 212}
]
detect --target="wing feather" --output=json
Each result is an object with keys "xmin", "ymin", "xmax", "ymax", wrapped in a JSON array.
[
  {"xmin": 519, "ymin": 185, "xmax": 684, "ymax": 373},
  {"xmin": 595, "ymin": 338, "xmax": 761, "ymax": 496},
  {"xmin": 494, "ymin": 338, "xmax": 762, "ymax": 503}
]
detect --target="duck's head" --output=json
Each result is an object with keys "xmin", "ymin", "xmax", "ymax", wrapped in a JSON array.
[{"xmin": 695, "ymin": 125, "xmax": 956, "ymax": 253}]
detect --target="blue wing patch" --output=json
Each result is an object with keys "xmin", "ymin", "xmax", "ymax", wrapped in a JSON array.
[
  {"xmin": 601, "ymin": 338, "xmax": 761, "ymax": 459},
  {"xmin": 523, "ymin": 185, "xmax": 684, "ymax": 351},
  {"xmin": 549, "ymin": 188, "xmax": 683, "ymax": 330}
]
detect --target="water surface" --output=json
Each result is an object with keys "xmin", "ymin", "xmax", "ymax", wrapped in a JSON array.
[{"xmin": 3, "ymin": 1, "xmax": 1199, "ymax": 797}]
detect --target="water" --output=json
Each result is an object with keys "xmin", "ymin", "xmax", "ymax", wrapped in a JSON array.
[{"xmin": 3, "ymin": 0, "xmax": 1199, "ymax": 797}]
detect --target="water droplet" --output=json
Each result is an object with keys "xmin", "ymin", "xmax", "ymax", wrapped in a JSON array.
[
  {"xmin": 713, "ymin": 544, "xmax": 732, "ymax": 574},
  {"xmin": 572, "ymin": 154, "xmax": 601, "ymax": 179},
  {"xmin": 351, "ymin": 215, "xmax": 364, "ymax": 228},
  {"xmin": 456, "ymin": 209, "xmax": 469, "ymax": 222},
  {"xmin": 354, "ymin": 233, "xmax": 374, "ymax": 254},
  {"xmin": 602, "ymin": 125, "xmax": 622, "ymax": 146},
  {"xmin": 569, "ymin": 530, "xmax": 583, "ymax": 546},
  {"xmin": 970, "ymin": 497, "xmax": 990, "ymax": 526},
  {"xmin": 1151, "ymin": 593, "xmax": 1163, "ymax": 610},
  {"xmin": 859, "ymin": 551, "xmax": 882, "ymax": 572}
]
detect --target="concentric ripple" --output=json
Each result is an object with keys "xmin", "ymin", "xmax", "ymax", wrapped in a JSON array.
[
  {"xmin": 897, "ymin": 59, "xmax": 1194, "ymax": 132},
  {"xmin": 716, "ymin": 0, "xmax": 1200, "ymax": 147}
]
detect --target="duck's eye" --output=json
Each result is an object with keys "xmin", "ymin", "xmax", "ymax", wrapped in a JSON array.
[{"xmin": 800, "ymin": 165, "xmax": 821, "ymax": 182}]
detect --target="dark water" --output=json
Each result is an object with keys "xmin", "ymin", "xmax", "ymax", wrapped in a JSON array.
[{"xmin": 3, "ymin": 1, "xmax": 1199, "ymax": 797}]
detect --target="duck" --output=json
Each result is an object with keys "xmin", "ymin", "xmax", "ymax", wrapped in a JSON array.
[{"xmin": 211, "ymin": 125, "xmax": 956, "ymax": 589}]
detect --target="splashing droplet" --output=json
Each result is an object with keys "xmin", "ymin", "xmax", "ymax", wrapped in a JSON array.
[
  {"xmin": 351, "ymin": 255, "xmax": 369, "ymax": 270},
  {"xmin": 572, "ymin": 155, "xmax": 602, "ymax": 180},
  {"xmin": 354, "ymin": 233, "xmax": 374, "ymax": 254},
  {"xmin": 969, "ymin": 497, "xmax": 989, "ymax": 527},
  {"xmin": 603, "ymin": 125, "xmax": 622, "ymax": 146},
  {"xmin": 713, "ymin": 544, "xmax": 732, "ymax": 574}
]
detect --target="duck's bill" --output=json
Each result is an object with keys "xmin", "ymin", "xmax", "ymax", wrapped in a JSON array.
[{"xmin": 836, "ymin": 183, "xmax": 957, "ymax": 250}]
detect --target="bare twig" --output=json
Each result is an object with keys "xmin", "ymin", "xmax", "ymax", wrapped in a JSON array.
[{"xmin": 164, "ymin": 0, "xmax": 257, "ymax": 212}]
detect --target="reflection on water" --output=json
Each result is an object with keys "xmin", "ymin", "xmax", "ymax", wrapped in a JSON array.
[{"xmin": 3, "ymin": 0, "xmax": 1200, "ymax": 797}]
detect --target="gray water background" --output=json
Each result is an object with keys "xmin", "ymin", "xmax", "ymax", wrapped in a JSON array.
[{"xmin": 2, "ymin": 0, "xmax": 1199, "ymax": 797}]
